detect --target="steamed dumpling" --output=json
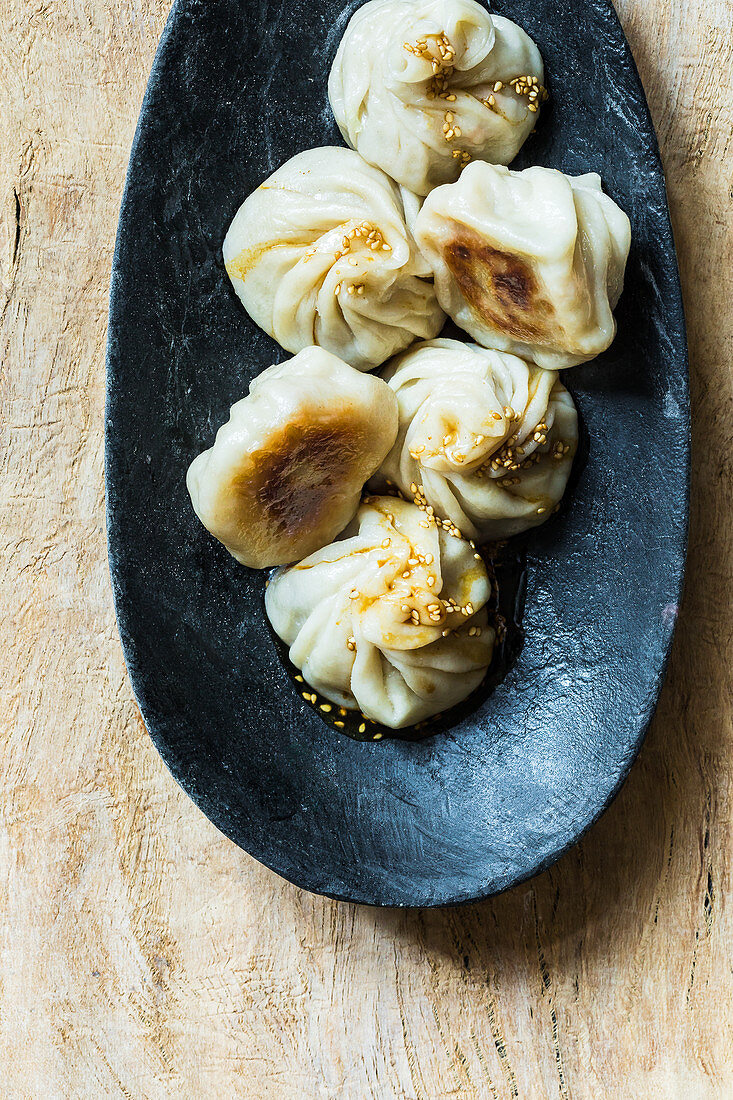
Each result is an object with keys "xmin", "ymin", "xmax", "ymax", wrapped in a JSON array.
[
  {"xmin": 374, "ymin": 339, "xmax": 578, "ymax": 541},
  {"xmin": 414, "ymin": 163, "xmax": 632, "ymax": 369},
  {"xmin": 187, "ymin": 348, "xmax": 398, "ymax": 568},
  {"xmin": 266, "ymin": 496, "xmax": 495, "ymax": 728},
  {"xmin": 223, "ymin": 147, "xmax": 445, "ymax": 372},
  {"xmin": 328, "ymin": 0, "xmax": 545, "ymax": 197}
]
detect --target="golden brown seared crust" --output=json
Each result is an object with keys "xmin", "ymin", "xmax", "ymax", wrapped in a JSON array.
[
  {"xmin": 442, "ymin": 226, "xmax": 559, "ymax": 345},
  {"xmin": 221, "ymin": 414, "xmax": 372, "ymax": 562}
]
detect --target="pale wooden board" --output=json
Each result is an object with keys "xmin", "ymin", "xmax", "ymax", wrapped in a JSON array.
[{"xmin": 1, "ymin": 0, "xmax": 731, "ymax": 1095}]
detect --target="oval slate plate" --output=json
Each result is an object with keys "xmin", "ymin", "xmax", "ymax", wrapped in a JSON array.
[{"xmin": 106, "ymin": 0, "xmax": 689, "ymax": 906}]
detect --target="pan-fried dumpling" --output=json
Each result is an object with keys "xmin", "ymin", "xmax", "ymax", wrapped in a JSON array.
[
  {"xmin": 414, "ymin": 163, "xmax": 632, "ymax": 369},
  {"xmin": 187, "ymin": 348, "xmax": 399, "ymax": 569},
  {"xmin": 374, "ymin": 339, "xmax": 578, "ymax": 541},
  {"xmin": 328, "ymin": 0, "xmax": 545, "ymax": 197},
  {"xmin": 223, "ymin": 147, "xmax": 445, "ymax": 372},
  {"xmin": 265, "ymin": 496, "xmax": 495, "ymax": 728}
]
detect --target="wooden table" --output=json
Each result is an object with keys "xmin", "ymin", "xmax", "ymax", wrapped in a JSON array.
[{"xmin": 1, "ymin": 1, "xmax": 731, "ymax": 1095}]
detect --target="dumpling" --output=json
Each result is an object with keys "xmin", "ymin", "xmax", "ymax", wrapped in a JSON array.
[
  {"xmin": 265, "ymin": 496, "xmax": 495, "ymax": 728},
  {"xmin": 223, "ymin": 147, "xmax": 445, "ymax": 372},
  {"xmin": 328, "ymin": 0, "xmax": 545, "ymax": 197},
  {"xmin": 414, "ymin": 163, "xmax": 632, "ymax": 369},
  {"xmin": 187, "ymin": 348, "xmax": 399, "ymax": 569},
  {"xmin": 374, "ymin": 339, "xmax": 578, "ymax": 541}
]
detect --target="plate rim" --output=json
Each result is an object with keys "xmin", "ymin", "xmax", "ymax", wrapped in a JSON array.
[{"xmin": 105, "ymin": 0, "xmax": 690, "ymax": 907}]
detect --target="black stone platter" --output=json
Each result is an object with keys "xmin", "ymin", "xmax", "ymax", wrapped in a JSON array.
[{"xmin": 106, "ymin": 0, "xmax": 689, "ymax": 906}]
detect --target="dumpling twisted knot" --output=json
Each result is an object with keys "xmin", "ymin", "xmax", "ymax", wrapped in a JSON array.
[
  {"xmin": 375, "ymin": 339, "xmax": 578, "ymax": 541},
  {"xmin": 265, "ymin": 496, "xmax": 495, "ymax": 728},
  {"xmin": 328, "ymin": 0, "xmax": 545, "ymax": 196},
  {"xmin": 224, "ymin": 147, "xmax": 444, "ymax": 371},
  {"xmin": 414, "ymin": 163, "xmax": 631, "ymax": 369}
]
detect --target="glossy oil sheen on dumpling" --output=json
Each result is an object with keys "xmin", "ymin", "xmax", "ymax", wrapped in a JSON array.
[
  {"xmin": 223, "ymin": 147, "xmax": 445, "ymax": 372},
  {"xmin": 375, "ymin": 339, "xmax": 578, "ymax": 541},
  {"xmin": 265, "ymin": 496, "xmax": 495, "ymax": 728},
  {"xmin": 414, "ymin": 163, "xmax": 632, "ymax": 369},
  {"xmin": 187, "ymin": 348, "xmax": 398, "ymax": 569},
  {"xmin": 328, "ymin": 0, "xmax": 545, "ymax": 197}
]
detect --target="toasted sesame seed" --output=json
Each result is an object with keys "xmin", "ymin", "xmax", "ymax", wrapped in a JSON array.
[
  {"xmin": 334, "ymin": 720, "xmax": 345, "ymax": 728},
  {"xmin": 295, "ymin": 675, "xmax": 304, "ymax": 682},
  {"xmin": 320, "ymin": 704, "xmax": 332, "ymax": 712},
  {"xmin": 359, "ymin": 723, "xmax": 366, "ymax": 733}
]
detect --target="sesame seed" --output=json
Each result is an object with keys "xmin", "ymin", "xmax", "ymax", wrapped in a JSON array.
[
  {"xmin": 359, "ymin": 723, "xmax": 366, "ymax": 733},
  {"xmin": 320, "ymin": 704, "xmax": 332, "ymax": 712},
  {"xmin": 295, "ymin": 675, "xmax": 303, "ymax": 682},
  {"xmin": 334, "ymin": 721, "xmax": 345, "ymax": 728}
]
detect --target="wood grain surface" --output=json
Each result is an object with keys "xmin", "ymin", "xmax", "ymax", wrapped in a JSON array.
[{"xmin": 1, "ymin": 0, "xmax": 731, "ymax": 1096}]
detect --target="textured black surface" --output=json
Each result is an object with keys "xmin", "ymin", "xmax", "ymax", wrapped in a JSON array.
[{"xmin": 106, "ymin": 0, "xmax": 689, "ymax": 906}]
